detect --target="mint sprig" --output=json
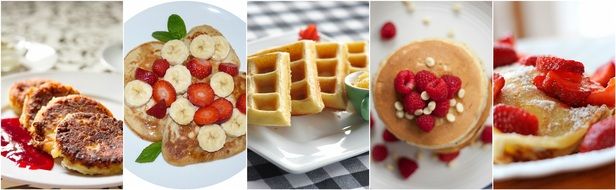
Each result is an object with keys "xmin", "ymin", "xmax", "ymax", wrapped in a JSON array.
[
  {"xmin": 135, "ymin": 141, "xmax": 162, "ymax": 163},
  {"xmin": 152, "ymin": 14, "xmax": 187, "ymax": 42}
]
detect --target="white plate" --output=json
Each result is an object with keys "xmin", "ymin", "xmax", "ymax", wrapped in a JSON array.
[
  {"xmin": 1, "ymin": 71, "xmax": 123, "ymax": 188},
  {"xmin": 369, "ymin": 2, "xmax": 492, "ymax": 189},
  {"xmin": 123, "ymin": 1, "xmax": 247, "ymax": 188},
  {"xmin": 247, "ymin": 31, "xmax": 370, "ymax": 174}
]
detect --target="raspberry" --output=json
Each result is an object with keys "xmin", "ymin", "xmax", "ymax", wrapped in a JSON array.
[
  {"xmin": 372, "ymin": 144, "xmax": 389, "ymax": 162},
  {"xmin": 394, "ymin": 70, "xmax": 415, "ymax": 95},
  {"xmin": 493, "ymin": 73, "xmax": 505, "ymax": 98},
  {"xmin": 441, "ymin": 75, "xmax": 461, "ymax": 99},
  {"xmin": 425, "ymin": 79, "xmax": 449, "ymax": 101},
  {"xmin": 382, "ymin": 129, "xmax": 399, "ymax": 142},
  {"xmin": 437, "ymin": 151, "xmax": 460, "ymax": 163},
  {"xmin": 431, "ymin": 101, "xmax": 450, "ymax": 117},
  {"xmin": 536, "ymin": 56, "xmax": 584, "ymax": 74},
  {"xmin": 416, "ymin": 115, "xmax": 435, "ymax": 132},
  {"xmin": 403, "ymin": 92, "xmax": 425, "ymax": 113},
  {"xmin": 494, "ymin": 44, "xmax": 518, "ymax": 67},
  {"xmin": 494, "ymin": 104, "xmax": 539, "ymax": 135},
  {"xmin": 481, "ymin": 126, "xmax": 492, "ymax": 144},
  {"xmin": 414, "ymin": 70, "xmax": 437, "ymax": 91},
  {"xmin": 397, "ymin": 157, "xmax": 418, "ymax": 179},
  {"xmin": 519, "ymin": 55, "xmax": 538, "ymax": 66},
  {"xmin": 380, "ymin": 21, "xmax": 396, "ymax": 40},
  {"xmin": 579, "ymin": 116, "xmax": 615, "ymax": 152}
]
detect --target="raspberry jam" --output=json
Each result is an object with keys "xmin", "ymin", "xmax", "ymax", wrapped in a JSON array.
[{"xmin": 1, "ymin": 118, "xmax": 54, "ymax": 170}]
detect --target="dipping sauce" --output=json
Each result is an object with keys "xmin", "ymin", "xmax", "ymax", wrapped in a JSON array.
[
  {"xmin": 353, "ymin": 72, "xmax": 369, "ymax": 89},
  {"xmin": 1, "ymin": 118, "xmax": 54, "ymax": 170}
]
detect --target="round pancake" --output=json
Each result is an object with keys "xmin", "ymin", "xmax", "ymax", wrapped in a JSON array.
[
  {"xmin": 19, "ymin": 82, "xmax": 80, "ymax": 133},
  {"xmin": 31, "ymin": 95, "xmax": 113, "ymax": 154},
  {"xmin": 373, "ymin": 39, "xmax": 488, "ymax": 150},
  {"xmin": 55, "ymin": 112, "xmax": 123, "ymax": 175},
  {"xmin": 8, "ymin": 79, "xmax": 56, "ymax": 116}
]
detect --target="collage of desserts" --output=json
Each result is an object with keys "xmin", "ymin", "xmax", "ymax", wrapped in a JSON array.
[{"xmin": 0, "ymin": 0, "xmax": 614, "ymax": 189}]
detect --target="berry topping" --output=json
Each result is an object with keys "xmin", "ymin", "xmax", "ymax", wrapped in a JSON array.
[
  {"xmin": 186, "ymin": 58, "xmax": 212, "ymax": 79},
  {"xmin": 397, "ymin": 157, "xmax": 418, "ymax": 179},
  {"xmin": 152, "ymin": 59, "xmax": 170, "ymax": 77},
  {"xmin": 135, "ymin": 68, "xmax": 158, "ymax": 85},
  {"xmin": 380, "ymin": 21, "xmax": 396, "ymax": 40},
  {"xmin": 481, "ymin": 126, "xmax": 492, "ymax": 144},
  {"xmin": 587, "ymin": 78, "xmax": 615, "ymax": 107},
  {"xmin": 394, "ymin": 70, "xmax": 415, "ymax": 95},
  {"xmin": 590, "ymin": 59, "xmax": 615, "ymax": 87},
  {"xmin": 579, "ymin": 116, "xmax": 615, "ymax": 153},
  {"xmin": 536, "ymin": 56, "xmax": 584, "ymax": 74},
  {"xmin": 437, "ymin": 151, "xmax": 460, "ymax": 163},
  {"xmin": 425, "ymin": 79, "xmax": 449, "ymax": 102},
  {"xmin": 415, "ymin": 70, "xmax": 437, "ymax": 91},
  {"xmin": 494, "ymin": 44, "xmax": 518, "ymax": 67},
  {"xmin": 371, "ymin": 144, "xmax": 389, "ymax": 162},
  {"xmin": 494, "ymin": 104, "xmax": 538, "ymax": 135},
  {"xmin": 187, "ymin": 83, "xmax": 215, "ymax": 107},
  {"xmin": 219, "ymin": 63, "xmax": 239, "ymax": 76},
  {"xmin": 541, "ymin": 71, "xmax": 592, "ymax": 107},
  {"xmin": 237, "ymin": 94, "xmax": 246, "ymax": 114},
  {"xmin": 403, "ymin": 92, "xmax": 425, "ymax": 113},
  {"xmin": 431, "ymin": 101, "xmax": 450, "ymax": 117},
  {"xmin": 194, "ymin": 106, "xmax": 219, "ymax": 126},
  {"xmin": 146, "ymin": 101, "xmax": 167, "ymax": 119},
  {"xmin": 416, "ymin": 115, "xmax": 435, "ymax": 132},
  {"xmin": 496, "ymin": 34, "xmax": 515, "ymax": 47},
  {"xmin": 382, "ymin": 129, "xmax": 400, "ymax": 142},
  {"xmin": 210, "ymin": 98, "xmax": 233, "ymax": 123},
  {"xmin": 299, "ymin": 24, "xmax": 320, "ymax": 41},
  {"xmin": 519, "ymin": 55, "xmax": 538, "ymax": 66},
  {"xmin": 441, "ymin": 75, "xmax": 461, "ymax": 99},
  {"xmin": 152, "ymin": 80, "xmax": 177, "ymax": 107},
  {"xmin": 493, "ymin": 73, "xmax": 505, "ymax": 98}
]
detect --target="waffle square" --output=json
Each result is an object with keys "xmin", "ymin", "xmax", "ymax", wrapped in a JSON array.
[
  {"xmin": 314, "ymin": 42, "xmax": 348, "ymax": 109},
  {"xmin": 247, "ymin": 52, "xmax": 292, "ymax": 126},
  {"xmin": 344, "ymin": 41, "xmax": 368, "ymax": 73}
]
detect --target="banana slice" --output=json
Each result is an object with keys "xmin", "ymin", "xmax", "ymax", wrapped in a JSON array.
[
  {"xmin": 211, "ymin": 36, "xmax": 230, "ymax": 61},
  {"xmin": 197, "ymin": 124, "xmax": 226, "ymax": 152},
  {"xmin": 125, "ymin": 80, "xmax": 152, "ymax": 107},
  {"xmin": 221, "ymin": 109, "xmax": 246, "ymax": 137},
  {"xmin": 210, "ymin": 72, "xmax": 234, "ymax": 97},
  {"xmin": 164, "ymin": 65, "xmax": 192, "ymax": 94},
  {"xmin": 169, "ymin": 98, "xmax": 197, "ymax": 125},
  {"xmin": 161, "ymin": 39, "xmax": 189, "ymax": 65},
  {"xmin": 189, "ymin": 35, "xmax": 215, "ymax": 59}
]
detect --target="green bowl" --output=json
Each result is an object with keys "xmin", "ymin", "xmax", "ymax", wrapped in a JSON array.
[{"xmin": 344, "ymin": 71, "xmax": 369, "ymax": 121}]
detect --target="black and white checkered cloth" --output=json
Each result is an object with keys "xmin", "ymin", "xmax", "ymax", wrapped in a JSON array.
[{"xmin": 248, "ymin": 1, "xmax": 369, "ymax": 42}]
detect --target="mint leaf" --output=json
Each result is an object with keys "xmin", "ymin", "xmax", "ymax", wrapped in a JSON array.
[
  {"xmin": 152, "ymin": 31, "xmax": 177, "ymax": 42},
  {"xmin": 136, "ymin": 141, "xmax": 162, "ymax": 163},
  {"xmin": 167, "ymin": 14, "xmax": 186, "ymax": 39}
]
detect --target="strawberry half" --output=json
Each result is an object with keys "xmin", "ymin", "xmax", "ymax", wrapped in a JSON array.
[
  {"xmin": 152, "ymin": 59, "xmax": 170, "ymax": 77},
  {"xmin": 519, "ymin": 55, "xmax": 539, "ymax": 66},
  {"xmin": 237, "ymin": 94, "xmax": 246, "ymax": 114},
  {"xmin": 194, "ymin": 106, "xmax": 219, "ymax": 125},
  {"xmin": 493, "ymin": 73, "xmax": 505, "ymax": 98},
  {"xmin": 496, "ymin": 34, "xmax": 515, "ymax": 47},
  {"xmin": 152, "ymin": 80, "xmax": 177, "ymax": 107},
  {"xmin": 219, "ymin": 63, "xmax": 239, "ymax": 76},
  {"xmin": 587, "ymin": 78, "xmax": 615, "ymax": 107},
  {"xmin": 211, "ymin": 98, "xmax": 233, "ymax": 123},
  {"xmin": 186, "ymin": 58, "xmax": 212, "ymax": 79},
  {"xmin": 536, "ymin": 56, "xmax": 584, "ymax": 74},
  {"xmin": 494, "ymin": 104, "xmax": 539, "ymax": 135},
  {"xmin": 590, "ymin": 59, "xmax": 615, "ymax": 87},
  {"xmin": 494, "ymin": 44, "xmax": 518, "ymax": 68},
  {"xmin": 579, "ymin": 116, "xmax": 615, "ymax": 153},
  {"xmin": 135, "ymin": 68, "xmax": 158, "ymax": 85},
  {"xmin": 541, "ymin": 71, "xmax": 591, "ymax": 106},
  {"xmin": 146, "ymin": 101, "xmax": 167, "ymax": 119},
  {"xmin": 187, "ymin": 83, "xmax": 215, "ymax": 107}
]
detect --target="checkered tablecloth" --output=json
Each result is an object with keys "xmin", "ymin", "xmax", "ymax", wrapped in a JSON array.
[{"xmin": 247, "ymin": 1, "xmax": 369, "ymax": 189}]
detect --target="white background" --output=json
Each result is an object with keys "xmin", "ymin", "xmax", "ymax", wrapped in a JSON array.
[{"xmin": 123, "ymin": 0, "xmax": 247, "ymax": 189}]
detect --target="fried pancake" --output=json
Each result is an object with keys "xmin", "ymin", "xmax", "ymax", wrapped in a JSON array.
[
  {"xmin": 8, "ymin": 79, "xmax": 56, "ymax": 116},
  {"xmin": 55, "ymin": 112, "xmax": 123, "ymax": 175},
  {"xmin": 32, "ymin": 95, "xmax": 112, "ymax": 154},
  {"xmin": 162, "ymin": 74, "xmax": 246, "ymax": 166},
  {"xmin": 19, "ymin": 82, "xmax": 80, "ymax": 133}
]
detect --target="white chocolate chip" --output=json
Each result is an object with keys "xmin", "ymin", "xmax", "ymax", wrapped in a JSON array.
[
  {"xmin": 414, "ymin": 109, "xmax": 423, "ymax": 116},
  {"xmin": 449, "ymin": 99, "xmax": 457, "ymax": 106},
  {"xmin": 446, "ymin": 113, "xmax": 456, "ymax": 122},
  {"xmin": 422, "ymin": 17, "xmax": 431, "ymax": 26},
  {"xmin": 396, "ymin": 111, "xmax": 404, "ymax": 118},
  {"xmin": 452, "ymin": 3, "xmax": 461, "ymax": 14},
  {"xmin": 403, "ymin": 1, "xmax": 415, "ymax": 12},
  {"xmin": 421, "ymin": 91, "xmax": 430, "ymax": 100},
  {"xmin": 405, "ymin": 113, "xmax": 414, "ymax": 120},
  {"xmin": 423, "ymin": 107, "xmax": 432, "ymax": 115},
  {"xmin": 458, "ymin": 89, "xmax": 465, "ymax": 98},
  {"xmin": 394, "ymin": 101, "xmax": 404, "ymax": 111},
  {"xmin": 447, "ymin": 29, "xmax": 455, "ymax": 38},
  {"xmin": 425, "ymin": 57, "xmax": 435, "ymax": 67},
  {"xmin": 456, "ymin": 103, "xmax": 464, "ymax": 113},
  {"xmin": 428, "ymin": 101, "xmax": 436, "ymax": 111}
]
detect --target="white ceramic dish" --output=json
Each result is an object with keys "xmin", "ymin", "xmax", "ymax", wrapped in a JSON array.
[
  {"xmin": 247, "ymin": 31, "xmax": 370, "ymax": 174},
  {"xmin": 369, "ymin": 2, "xmax": 493, "ymax": 188},
  {"xmin": 123, "ymin": 1, "xmax": 247, "ymax": 188},
  {"xmin": 1, "ymin": 71, "xmax": 123, "ymax": 188}
]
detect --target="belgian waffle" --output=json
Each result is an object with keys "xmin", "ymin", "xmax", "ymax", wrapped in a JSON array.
[
  {"xmin": 247, "ymin": 52, "xmax": 292, "ymax": 126},
  {"xmin": 344, "ymin": 41, "xmax": 369, "ymax": 73},
  {"xmin": 314, "ymin": 42, "xmax": 348, "ymax": 110}
]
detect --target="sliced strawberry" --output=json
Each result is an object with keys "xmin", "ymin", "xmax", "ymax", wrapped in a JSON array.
[
  {"xmin": 186, "ymin": 58, "xmax": 212, "ymax": 79},
  {"xmin": 536, "ymin": 56, "xmax": 584, "ymax": 74},
  {"xmin": 135, "ymin": 68, "xmax": 157, "ymax": 85},
  {"xmin": 493, "ymin": 73, "xmax": 505, "ymax": 98},
  {"xmin": 532, "ymin": 75, "xmax": 546, "ymax": 91},
  {"xmin": 497, "ymin": 34, "xmax": 515, "ymax": 47},
  {"xmin": 414, "ymin": 70, "xmax": 437, "ymax": 91},
  {"xmin": 152, "ymin": 80, "xmax": 177, "ymax": 107},
  {"xmin": 211, "ymin": 98, "xmax": 233, "ymax": 123},
  {"xmin": 397, "ymin": 157, "xmax": 418, "ymax": 179},
  {"xmin": 218, "ymin": 63, "xmax": 239, "ymax": 76},
  {"xmin": 187, "ymin": 83, "xmax": 215, "ymax": 107},
  {"xmin": 237, "ymin": 94, "xmax": 246, "ymax": 114},
  {"xmin": 441, "ymin": 75, "xmax": 461, "ymax": 99},
  {"xmin": 394, "ymin": 70, "xmax": 415, "ymax": 95},
  {"xmin": 299, "ymin": 24, "xmax": 320, "ymax": 41},
  {"xmin": 542, "ymin": 71, "xmax": 591, "ymax": 106},
  {"xmin": 493, "ymin": 104, "xmax": 539, "ymax": 135},
  {"xmin": 579, "ymin": 116, "xmax": 615, "ymax": 153},
  {"xmin": 437, "ymin": 151, "xmax": 460, "ymax": 163},
  {"xmin": 425, "ymin": 78, "xmax": 449, "ymax": 101},
  {"xmin": 587, "ymin": 78, "xmax": 615, "ymax": 107},
  {"xmin": 371, "ymin": 144, "xmax": 389, "ymax": 162},
  {"xmin": 146, "ymin": 101, "xmax": 167, "ymax": 119},
  {"xmin": 494, "ymin": 44, "xmax": 518, "ymax": 67},
  {"xmin": 590, "ymin": 59, "xmax": 615, "ymax": 87},
  {"xmin": 382, "ymin": 129, "xmax": 399, "ymax": 142},
  {"xmin": 194, "ymin": 106, "xmax": 219, "ymax": 125},
  {"xmin": 380, "ymin": 21, "xmax": 396, "ymax": 40},
  {"xmin": 519, "ymin": 55, "xmax": 539, "ymax": 66},
  {"xmin": 152, "ymin": 59, "xmax": 170, "ymax": 77},
  {"xmin": 481, "ymin": 126, "xmax": 492, "ymax": 144}
]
